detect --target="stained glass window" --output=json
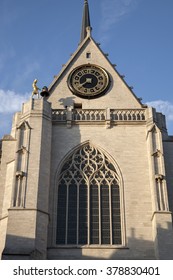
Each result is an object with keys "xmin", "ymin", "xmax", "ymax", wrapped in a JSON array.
[{"xmin": 56, "ymin": 143, "xmax": 122, "ymax": 245}]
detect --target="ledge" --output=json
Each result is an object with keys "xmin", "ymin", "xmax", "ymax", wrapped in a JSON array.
[
  {"xmin": 48, "ymin": 245, "xmax": 129, "ymax": 250},
  {"xmin": 151, "ymin": 211, "xmax": 172, "ymax": 221}
]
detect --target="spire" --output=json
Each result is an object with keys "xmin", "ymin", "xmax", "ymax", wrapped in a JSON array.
[{"xmin": 80, "ymin": 0, "xmax": 91, "ymax": 43}]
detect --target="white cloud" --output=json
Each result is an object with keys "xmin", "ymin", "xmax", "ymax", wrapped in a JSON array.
[
  {"xmin": 0, "ymin": 89, "xmax": 30, "ymax": 113},
  {"xmin": 146, "ymin": 100, "xmax": 173, "ymax": 121}
]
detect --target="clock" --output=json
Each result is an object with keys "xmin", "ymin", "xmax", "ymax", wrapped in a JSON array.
[{"xmin": 68, "ymin": 64, "xmax": 110, "ymax": 98}]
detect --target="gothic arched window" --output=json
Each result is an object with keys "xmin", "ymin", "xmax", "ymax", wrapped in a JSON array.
[{"xmin": 56, "ymin": 143, "xmax": 122, "ymax": 246}]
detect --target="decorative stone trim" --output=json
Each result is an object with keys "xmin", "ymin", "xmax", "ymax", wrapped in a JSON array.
[
  {"xmin": 16, "ymin": 171, "xmax": 25, "ymax": 178},
  {"xmin": 155, "ymin": 174, "xmax": 164, "ymax": 181},
  {"xmin": 52, "ymin": 109, "xmax": 146, "ymax": 123},
  {"xmin": 152, "ymin": 149, "xmax": 162, "ymax": 157}
]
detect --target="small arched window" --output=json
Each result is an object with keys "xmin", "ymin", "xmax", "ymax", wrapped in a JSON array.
[{"xmin": 56, "ymin": 143, "xmax": 122, "ymax": 246}]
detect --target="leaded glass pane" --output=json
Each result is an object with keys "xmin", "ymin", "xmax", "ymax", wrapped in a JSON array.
[
  {"xmin": 79, "ymin": 184, "xmax": 88, "ymax": 244},
  {"xmin": 112, "ymin": 184, "xmax": 121, "ymax": 244},
  {"xmin": 90, "ymin": 185, "xmax": 99, "ymax": 244},
  {"xmin": 56, "ymin": 184, "xmax": 67, "ymax": 244},
  {"xmin": 101, "ymin": 185, "xmax": 110, "ymax": 244},
  {"xmin": 68, "ymin": 184, "xmax": 77, "ymax": 244}
]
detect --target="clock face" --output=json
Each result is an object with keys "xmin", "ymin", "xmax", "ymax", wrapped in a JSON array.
[{"xmin": 68, "ymin": 64, "xmax": 110, "ymax": 98}]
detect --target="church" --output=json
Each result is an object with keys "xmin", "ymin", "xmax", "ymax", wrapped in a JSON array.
[{"xmin": 0, "ymin": 0, "xmax": 173, "ymax": 260}]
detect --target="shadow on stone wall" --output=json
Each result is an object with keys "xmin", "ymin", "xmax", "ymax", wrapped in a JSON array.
[
  {"xmin": 47, "ymin": 222, "xmax": 173, "ymax": 260},
  {"xmin": 2, "ymin": 221, "xmax": 173, "ymax": 260}
]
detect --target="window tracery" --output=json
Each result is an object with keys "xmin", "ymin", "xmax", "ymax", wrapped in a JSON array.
[{"xmin": 56, "ymin": 143, "xmax": 122, "ymax": 246}]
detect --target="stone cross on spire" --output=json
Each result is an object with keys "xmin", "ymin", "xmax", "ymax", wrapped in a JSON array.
[{"xmin": 80, "ymin": 0, "xmax": 91, "ymax": 43}]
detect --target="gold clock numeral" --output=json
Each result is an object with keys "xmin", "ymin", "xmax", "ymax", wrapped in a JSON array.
[
  {"xmin": 95, "ymin": 72, "xmax": 100, "ymax": 76},
  {"xmin": 83, "ymin": 70, "xmax": 88, "ymax": 74}
]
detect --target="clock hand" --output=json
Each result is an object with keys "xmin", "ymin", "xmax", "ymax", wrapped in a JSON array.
[{"xmin": 78, "ymin": 78, "xmax": 92, "ymax": 89}]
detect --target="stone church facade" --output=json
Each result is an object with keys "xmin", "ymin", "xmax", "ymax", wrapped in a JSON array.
[{"xmin": 0, "ymin": 0, "xmax": 173, "ymax": 260}]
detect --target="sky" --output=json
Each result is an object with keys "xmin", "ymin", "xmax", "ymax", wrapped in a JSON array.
[{"xmin": 0, "ymin": 0, "xmax": 173, "ymax": 138}]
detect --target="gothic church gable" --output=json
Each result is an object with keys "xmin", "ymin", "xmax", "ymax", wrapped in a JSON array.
[{"xmin": 48, "ymin": 37, "xmax": 142, "ymax": 110}]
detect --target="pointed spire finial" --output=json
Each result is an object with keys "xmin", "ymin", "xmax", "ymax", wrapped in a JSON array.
[{"xmin": 80, "ymin": 0, "xmax": 91, "ymax": 43}]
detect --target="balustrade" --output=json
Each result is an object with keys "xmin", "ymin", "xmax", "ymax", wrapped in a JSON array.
[
  {"xmin": 110, "ymin": 109, "xmax": 145, "ymax": 121},
  {"xmin": 52, "ymin": 109, "xmax": 146, "ymax": 122},
  {"xmin": 52, "ymin": 109, "xmax": 67, "ymax": 121},
  {"xmin": 73, "ymin": 109, "xmax": 106, "ymax": 121}
]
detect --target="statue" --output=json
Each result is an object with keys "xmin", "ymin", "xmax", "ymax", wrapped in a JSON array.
[{"xmin": 32, "ymin": 79, "xmax": 40, "ymax": 98}]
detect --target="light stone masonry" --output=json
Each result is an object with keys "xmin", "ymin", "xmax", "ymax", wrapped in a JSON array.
[{"xmin": 0, "ymin": 3, "xmax": 173, "ymax": 259}]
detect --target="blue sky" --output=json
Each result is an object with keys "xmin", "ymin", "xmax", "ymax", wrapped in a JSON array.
[{"xmin": 0, "ymin": 0, "xmax": 173, "ymax": 138}]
